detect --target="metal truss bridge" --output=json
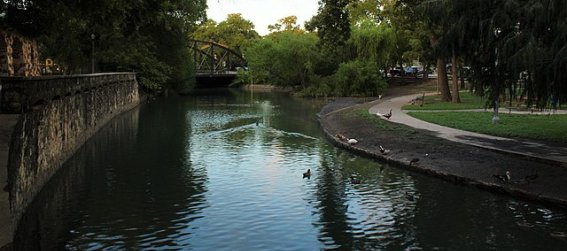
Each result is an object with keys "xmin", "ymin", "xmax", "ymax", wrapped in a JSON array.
[{"xmin": 188, "ymin": 39, "xmax": 248, "ymax": 78}]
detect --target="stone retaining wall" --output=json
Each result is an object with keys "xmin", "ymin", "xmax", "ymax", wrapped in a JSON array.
[
  {"xmin": 0, "ymin": 31, "xmax": 41, "ymax": 77},
  {"xmin": 2, "ymin": 73, "xmax": 139, "ymax": 235}
]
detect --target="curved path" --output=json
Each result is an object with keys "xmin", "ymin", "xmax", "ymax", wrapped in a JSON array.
[{"xmin": 369, "ymin": 94, "xmax": 567, "ymax": 165}]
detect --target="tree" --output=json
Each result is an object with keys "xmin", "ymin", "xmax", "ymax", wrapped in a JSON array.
[
  {"xmin": 244, "ymin": 31, "xmax": 320, "ymax": 87},
  {"xmin": 216, "ymin": 13, "xmax": 260, "ymax": 53},
  {"xmin": 347, "ymin": 0, "xmax": 382, "ymax": 24},
  {"xmin": 192, "ymin": 13, "xmax": 260, "ymax": 55},
  {"xmin": 268, "ymin": 16, "xmax": 303, "ymax": 34},
  {"xmin": 381, "ymin": 0, "xmax": 431, "ymax": 78},
  {"xmin": 307, "ymin": 0, "xmax": 351, "ymax": 59},
  {"xmin": 333, "ymin": 60, "xmax": 387, "ymax": 96},
  {"xmin": 192, "ymin": 19, "xmax": 220, "ymax": 41},
  {"xmin": 349, "ymin": 18, "xmax": 396, "ymax": 72},
  {"xmin": 1, "ymin": 0, "xmax": 207, "ymax": 91}
]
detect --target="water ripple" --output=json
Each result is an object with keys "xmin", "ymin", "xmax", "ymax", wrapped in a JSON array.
[{"xmin": 45, "ymin": 92, "xmax": 567, "ymax": 250}]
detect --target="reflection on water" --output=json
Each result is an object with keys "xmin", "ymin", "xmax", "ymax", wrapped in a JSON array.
[{"xmin": 15, "ymin": 89, "xmax": 567, "ymax": 250}]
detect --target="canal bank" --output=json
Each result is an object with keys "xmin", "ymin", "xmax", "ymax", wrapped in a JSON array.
[
  {"xmin": 319, "ymin": 98, "xmax": 567, "ymax": 210},
  {"xmin": 1, "ymin": 73, "xmax": 140, "ymax": 250},
  {"xmin": 10, "ymin": 88, "xmax": 567, "ymax": 249},
  {"xmin": 0, "ymin": 115, "xmax": 18, "ymax": 251}
]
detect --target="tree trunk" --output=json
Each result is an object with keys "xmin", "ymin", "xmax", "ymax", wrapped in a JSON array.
[
  {"xmin": 451, "ymin": 51, "xmax": 460, "ymax": 103},
  {"xmin": 430, "ymin": 34, "xmax": 451, "ymax": 102},
  {"xmin": 436, "ymin": 57, "xmax": 451, "ymax": 102}
]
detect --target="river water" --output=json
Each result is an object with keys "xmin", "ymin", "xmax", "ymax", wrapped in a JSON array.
[{"xmin": 15, "ymin": 89, "xmax": 567, "ymax": 250}]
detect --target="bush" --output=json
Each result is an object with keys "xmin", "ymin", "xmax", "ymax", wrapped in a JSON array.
[
  {"xmin": 298, "ymin": 75, "xmax": 333, "ymax": 97},
  {"xmin": 332, "ymin": 60, "xmax": 387, "ymax": 96}
]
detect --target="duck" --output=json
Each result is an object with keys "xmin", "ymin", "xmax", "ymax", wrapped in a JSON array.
[
  {"xmin": 379, "ymin": 145, "xmax": 390, "ymax": 154},
  {"xmin": 405, "ymin": 192, "xmax": 415, "ymax": 201},
  {"xmin": 409, "ymin": 158, "xmax": 420, "ymax": 165},
  {"xmin": 493, "ymin": 171, "xmax": 511, "ymax": 183},
  {"xmin": 303, "ymin": 169, "xmax": 311, "ymax": 179},
  {"xmin": 335, "ymin": 133, "xmax": 348, "ymax": 141},
  {"xmin": 347, "ymin": 138, "xmax": 358, "ymax": 145},
  {"xmin": 383, "ymin": 109, "xmax": 392, "ymax": 119},
  {"xmin": 350, "ymin": 176, "xmax": 361, "ymax": 184}
]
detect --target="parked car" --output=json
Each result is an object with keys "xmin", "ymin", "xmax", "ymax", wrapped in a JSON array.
[
  {"xmin": 405, "ymin": 66, "xmax": 419, "ymax": 75},
  {"xmin": 389, "ymin": 67, "xmax": 403, "ymax": 76}
]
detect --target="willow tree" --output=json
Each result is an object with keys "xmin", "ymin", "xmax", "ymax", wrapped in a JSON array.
[
  {"xmin": 509, "ymin": 0, "xmax": 567, "ymax": 108},
  {"xmin": 244, "ymin": 31, "xmax": 321, "ymax": 88},
  {"xmin": 349, "ymin": 18, "xmax": 396, "ymax": 75},
  {"xmin": 458, "ymin": 0, "xmax": 567, "ymax": 109}
]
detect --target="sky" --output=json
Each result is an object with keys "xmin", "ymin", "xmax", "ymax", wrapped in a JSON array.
[{"xmin": 206, "ymin": 0, "xmax": 319, "ymax": 36}]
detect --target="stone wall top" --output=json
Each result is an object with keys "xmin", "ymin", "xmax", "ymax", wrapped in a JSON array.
[{"xmin": 0, "ymin": 73, "xmax": 137, "ymax": 113}]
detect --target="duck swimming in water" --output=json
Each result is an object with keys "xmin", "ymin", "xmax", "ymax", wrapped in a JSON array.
[
  {"xmin": 303, "ymin": 169, "xmax": 311, "ymax": 179},
  {"xmin": 350, "ymin": 176, "xmax": 361, "ymax": 184},
  {"xmin": 405, "ymin": 192, "xmax": 415, "ymax": 201}
]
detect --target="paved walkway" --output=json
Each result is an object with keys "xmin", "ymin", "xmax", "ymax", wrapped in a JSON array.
[{"xmin": 369, "ymin": 94, "xmax": 567, "ymax": 165}]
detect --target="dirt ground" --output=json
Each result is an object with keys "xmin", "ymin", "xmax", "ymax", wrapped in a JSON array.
[{"xmin": 319, "ymin": 80, "xmax": 567, "ymax": 208}]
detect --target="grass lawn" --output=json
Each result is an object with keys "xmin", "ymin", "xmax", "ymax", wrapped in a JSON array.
[
  {"xmin": 407, "ymin": 111, "xmax": 567, "ymax": 142},
  {"xmin": 402, "ymin": 92, "xmax": 487, "ymax": 110},
  {"xmin": 349, "ymin": 108, "xmax": 418, "ymax": 136}
]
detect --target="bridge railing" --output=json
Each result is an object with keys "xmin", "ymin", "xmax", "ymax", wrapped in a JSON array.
[{"xmin": 188, "ymin": 40, "xmax": 247, "ymax": 74}]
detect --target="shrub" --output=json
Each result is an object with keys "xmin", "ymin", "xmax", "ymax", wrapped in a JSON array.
[{"xmin": 332, "ymin": 60, "xmax": 387, "ymax": 96}]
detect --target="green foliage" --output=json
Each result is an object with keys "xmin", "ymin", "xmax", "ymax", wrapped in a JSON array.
[
  {"xmin": 347, "ymin": 0, "xmax": 382, "ymax": 24},
  {"xmin": 1, "ymin": 0, "xmax": 206, "ymax": 92},
  {"xmin": 245, "ymin": 31, "xmax": 320, "ymax": 87},
  {"xmin": 402, "ymin": 0, "xmax": 567, "ymax": 106},
  {"xmin": 349, "ymin": 19, "xmax": 396, "ymax": 69},
  {"xmin": 232, "ymin": 69, "xmax": 252, "ymax": 87},
  {"xmin": 298, "ymin": 75, "xmax": 333, "ymax": 97},
  {"xmin": 307, "ymin": 0, "xmax": 351, "ymax": 60},
  {"xmin": 268, "ymin": 16, "xmax": 303, "ymax": 34},
  {"xmin": 193, "ymin": 14, "xmax": 260, "ymax": 54},
  {"xmin": 382, "ymin": 1, "xmax": 431, "ymax": 67},
  {"xmin": 332, "ymin": 60, "xmax": 387, "ymax": 96}
]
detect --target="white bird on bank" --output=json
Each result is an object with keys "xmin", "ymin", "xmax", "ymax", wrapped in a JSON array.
[
  {"xmin": 348, "ymin": 138, "xmax": 358, "ymax": 145},
  {"xmin": 379, "ymin": 145, "xmax": 390, "ymax": 154}
]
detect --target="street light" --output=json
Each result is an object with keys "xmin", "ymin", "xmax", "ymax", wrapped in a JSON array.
[{"xmin": 91, "ymin": 33, "xmax": 95, "ymax": 74}]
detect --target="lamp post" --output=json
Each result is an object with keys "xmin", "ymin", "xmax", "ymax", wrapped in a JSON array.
[{"xmin": 91, "ymin": 33, "xmax": 95, "ymax": 74}]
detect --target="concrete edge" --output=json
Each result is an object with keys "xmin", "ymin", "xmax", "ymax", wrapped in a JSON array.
[{"xmin": 318, "ymin": 112, "xmax": 567, "ymax": 209}]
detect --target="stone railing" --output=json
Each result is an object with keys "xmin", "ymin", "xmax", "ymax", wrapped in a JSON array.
[{"xmin": 2, "ymin": 73, "xmax": 140, "ymax": 235}]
